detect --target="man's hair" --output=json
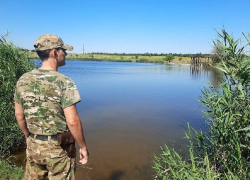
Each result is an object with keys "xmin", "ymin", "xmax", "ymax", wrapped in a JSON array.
[
  {"xmin": 36, "ymin": 49, "xmax": 52, "ymax": 61},
  {"xmin": 36, "ymin": 48, "xmax": 62, "ymax": 61}
]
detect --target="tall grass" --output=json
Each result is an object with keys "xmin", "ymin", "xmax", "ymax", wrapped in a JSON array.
[
  {"xmin": 0, "ymin": 35, "xmax": 35, "ymax": 156},
  {"xmin": 0, "ymin": 159, "xmax": 24, "ymax": 179},
  {"xmin": 152, "ymin": 29, "xmax": 250, "ymax": 179}
]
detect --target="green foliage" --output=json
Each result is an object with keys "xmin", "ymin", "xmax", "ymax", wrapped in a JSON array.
[
  {"xmin": 136, "ymin": 59, "xmax": 164, "ymax": 64},
  {"xmin": 197, "ymin": 29, "xmax": 250, "ymax": 178},
  {"xmin": 164, "ymin": 54, "xmax": 175, "ymax": 62},
  {"xmin": 0, "ymin": 159, "xmax": 24, "ymax": 179},
  {"xmin": 0, "ymin": 35, "xmax": 35, "ymax": 155},
  {"xmin": 153, "ymin": 123, "xmax": 243, "ymax": 180},
  {"xmin": 153, "ymin": 124, "xmax": 221, "ymax": 180},
  {"xmin": 153, "ymin": 28, "xmax": 250, "ymax": 179}
]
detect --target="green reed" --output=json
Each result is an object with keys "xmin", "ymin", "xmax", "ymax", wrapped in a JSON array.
[
  {"xmin": 152, "ymin": 28, "xmax": 250, "ymax": 179},
  {"xmin": 0, "ymin": 35, "xmax": 35, "ymax": 156}
]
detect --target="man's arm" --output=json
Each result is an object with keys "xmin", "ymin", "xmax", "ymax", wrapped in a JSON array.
[
  {"xmin": 15, "ymin": 102, "xmax": 29, "ymax": 143},
  {"xmin": 64, "ymin": 104, "xmax": 88, "ymax": 164}
]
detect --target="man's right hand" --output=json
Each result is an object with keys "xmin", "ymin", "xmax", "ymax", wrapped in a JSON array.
[{"xmin": 79, "ymin": 148, "xmax": 89, "ymax": 164}]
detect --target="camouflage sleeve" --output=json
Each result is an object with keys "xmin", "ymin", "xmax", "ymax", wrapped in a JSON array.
[
  {"xmin": 14, "ymin": 81, "xmax": 22, "ymax": 104},
  {"xmin": 61, "ymin": 78, "xmax": 81, "ymax": 108}
]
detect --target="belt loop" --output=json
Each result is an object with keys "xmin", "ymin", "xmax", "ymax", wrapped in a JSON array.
[
  {"xmin": 48, "ymin": 136, "xmax": 51, "ymax": 142},
  {"xmin": 34, "ymin": 134, "xmax": 37, "ymax": 140}
]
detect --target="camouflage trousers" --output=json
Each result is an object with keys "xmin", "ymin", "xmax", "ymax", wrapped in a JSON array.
[{"xmin": 24, "ymin": 136, "xmax": 76, "ymax": 180}]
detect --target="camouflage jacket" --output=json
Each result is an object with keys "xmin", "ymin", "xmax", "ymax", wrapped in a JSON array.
[{"xmin": 14, "ymin": 69, "xmax": 81, "ymax": 135}]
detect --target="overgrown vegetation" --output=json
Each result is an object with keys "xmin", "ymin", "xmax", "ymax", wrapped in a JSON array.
[
  {"xmin": 0, "ymin": 159, "xmax": 24, "ymax": 180},
  {"xmin": 0, "ymin": 35, "xmax": 35, "ymax": 156},
  {"xmin": 153, "ymin": 29, "xmax": 250, "ymax": 179},
  {"xmin": 0, "ymin": 34, "xmax": 34, "ymax": 178}
]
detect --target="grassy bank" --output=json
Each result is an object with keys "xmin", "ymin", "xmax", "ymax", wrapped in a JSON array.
[
  {"xmin": 29, "ymin": 52, "xmax": 194, "ymax": 64},
  {"xmin": 0, "ymin": 35, "xmax": 35, "ymax": 178},
  {"xmin": 152, "ymin": 29, "xmax": 250, "ymax": 179}
]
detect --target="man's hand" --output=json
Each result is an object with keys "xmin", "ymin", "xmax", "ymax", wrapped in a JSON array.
[{"xmin": 79, "ymin": 148, "xmax": 89, "ymax": 164}]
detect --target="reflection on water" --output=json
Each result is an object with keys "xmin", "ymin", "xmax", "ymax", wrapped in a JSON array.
[
  {"xmin": 190, "ymin": 64, "xmax": 223, "ymax": 87},
  {"xmin": 13, "ymin": 61, "xmax": 222, "ymax": 180}
]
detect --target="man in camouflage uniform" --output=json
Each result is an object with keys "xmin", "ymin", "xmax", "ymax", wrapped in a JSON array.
[{"xmin": 14, "ymin": 34, "xmax": 89, "ymax": 180}]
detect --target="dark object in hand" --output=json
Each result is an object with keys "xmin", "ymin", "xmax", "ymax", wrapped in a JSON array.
[{"xmin": 57, "ymin": 131, "xmax": 76, "ymax": 158}]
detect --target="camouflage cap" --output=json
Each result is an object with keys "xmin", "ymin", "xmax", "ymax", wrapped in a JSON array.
[{"xmin": 34, "ymin": 34, "xmax": 73, "ymax": 51}]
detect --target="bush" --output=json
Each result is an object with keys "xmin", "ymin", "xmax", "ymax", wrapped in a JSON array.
[
  {"xmin": 164, "ymin": 54, "xmax": 175, "ymax": 62},
  {"xmin": 153, "ymin": 29, "xmax": 250, "ymax": 179},
  {"xmin": 0, "ymin": 35, "xmax": 35, "ymax": 155}
]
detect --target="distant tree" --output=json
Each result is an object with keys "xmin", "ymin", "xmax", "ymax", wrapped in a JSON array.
[
  {"xmin": 179, "ymin": 57, "xmax": 182, "ymax": 61},
  {"xmin": 165, "ymin": 54, "xmax": 175, "ymax": 62}
]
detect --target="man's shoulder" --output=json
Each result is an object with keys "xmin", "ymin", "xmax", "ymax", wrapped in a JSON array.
[
  {"xmin": 33, "ymin": 69, "xmax": 71, "ymax": 80},
  {"xmin": 41, "ymin": 70, "xmax": 68, "ymax": 78},
  {"xmin": 16, "ymin": 69, "xmax": 75, "ymax": 87},
  {"xmin": 46, "ymin": 70, "xmax": 73, "ymax": 83}
]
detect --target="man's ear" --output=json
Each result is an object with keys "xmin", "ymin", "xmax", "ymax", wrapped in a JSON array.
[
  {"xmin": 54, "ymin": 50, "xmax": 58, "ymax": 57},
  {"xmin": 49, "ymin": 49, "xmax": 57, "ymax": 58}
]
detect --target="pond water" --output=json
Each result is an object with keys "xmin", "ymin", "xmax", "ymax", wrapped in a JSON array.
[{"xmin": 13, "ymin": 61, "xmax": 222, "ymax": 180}]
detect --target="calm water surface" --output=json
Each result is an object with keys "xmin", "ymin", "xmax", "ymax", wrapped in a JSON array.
[{"xmin": 14, "ymin": 61, "xmax": 222, "ymax": 180}]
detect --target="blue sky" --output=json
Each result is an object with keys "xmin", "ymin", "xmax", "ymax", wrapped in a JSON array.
[{"xmin": 1, "ymin": 0, "xmax": 250, "ymax": 54}]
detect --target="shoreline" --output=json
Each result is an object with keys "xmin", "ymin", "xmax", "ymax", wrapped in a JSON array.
[
  {"xmin": 28, "ymin": 52, "xmax": 195, "ymax": 65},
  {"xmin": 30, "ymin": 57, "xmax": 194, "ymax": 65}
]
